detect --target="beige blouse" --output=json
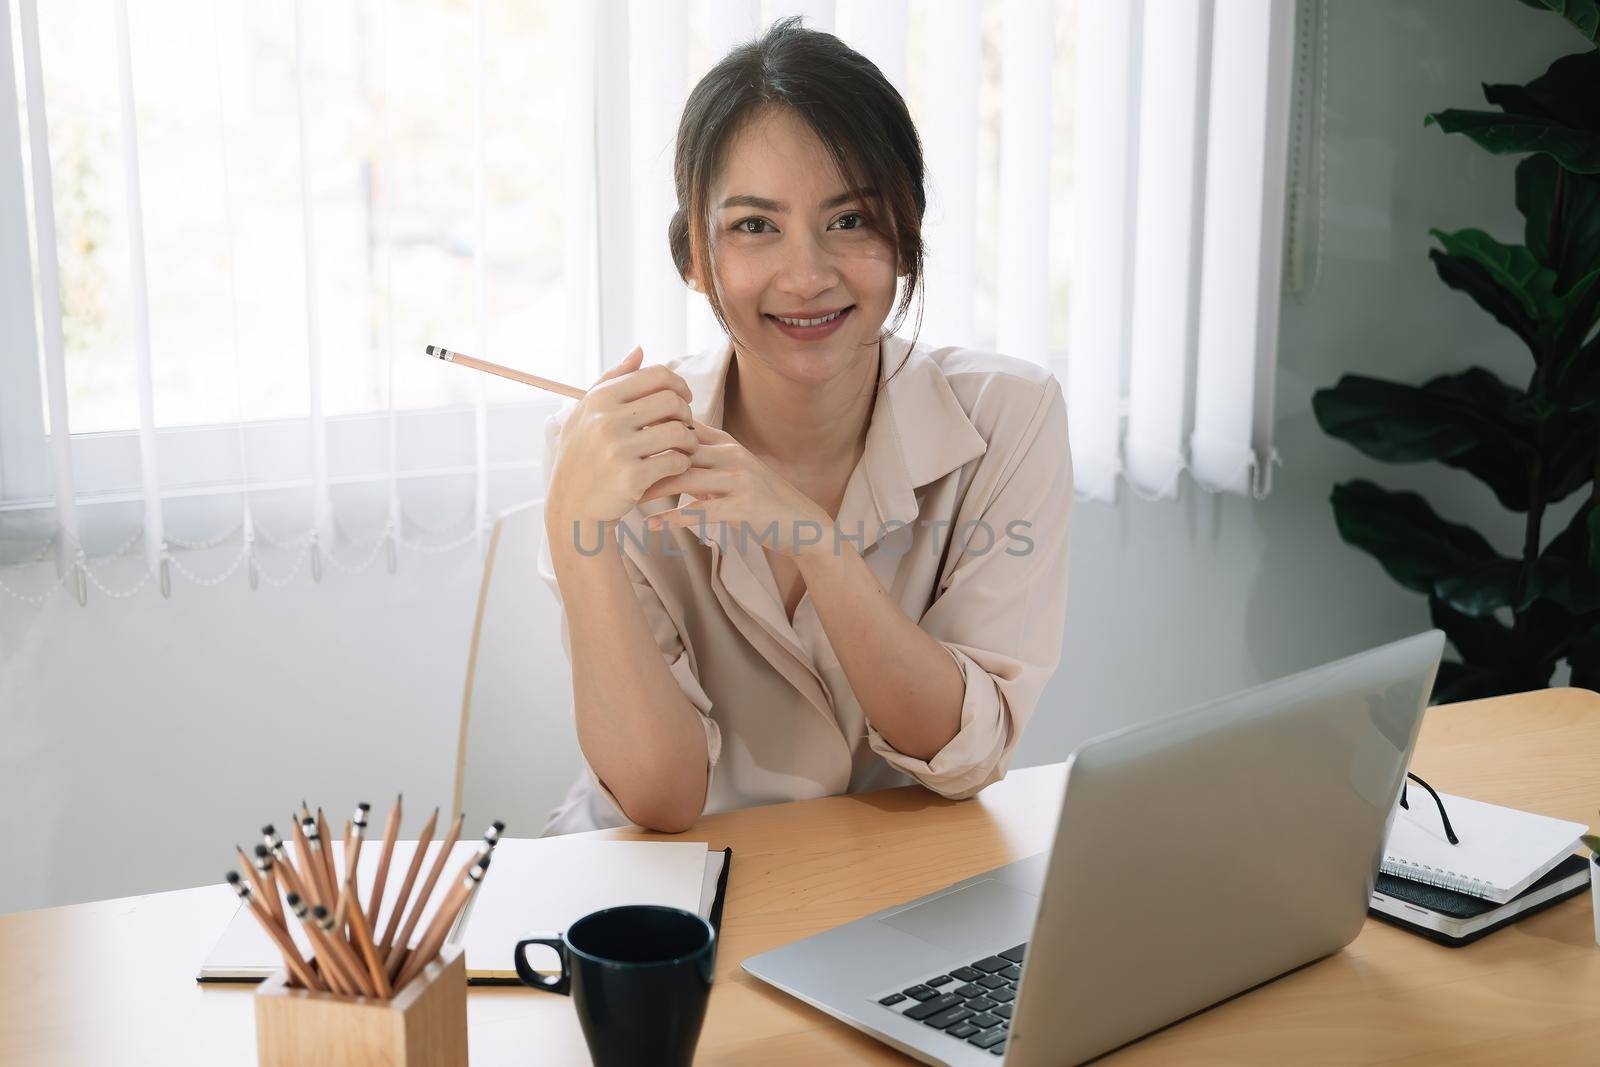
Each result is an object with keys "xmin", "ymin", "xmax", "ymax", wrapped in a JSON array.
[{"xmin": 536, "ymin": 332, "xmax": 1073, "ymax": 835}]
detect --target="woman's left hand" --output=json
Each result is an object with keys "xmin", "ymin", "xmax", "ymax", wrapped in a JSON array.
[{"xmin": 640, "ymin": 423, "xmax": 831, "ymax": 556}]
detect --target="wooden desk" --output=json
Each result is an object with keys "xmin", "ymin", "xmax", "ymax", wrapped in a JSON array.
[{"xmin": 3, "ymin": 688, "xmax": 1597, "ymax": 1065}]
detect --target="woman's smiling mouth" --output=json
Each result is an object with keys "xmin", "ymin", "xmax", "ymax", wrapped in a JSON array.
[{"xmin": 766, "ymin": 305, "xmax": 854, "ymax": 340}]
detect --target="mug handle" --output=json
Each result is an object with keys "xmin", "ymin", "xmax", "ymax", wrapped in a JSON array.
[{"xmin": 514, "ymin": 934, "xmax": 571, "ymax": 996}]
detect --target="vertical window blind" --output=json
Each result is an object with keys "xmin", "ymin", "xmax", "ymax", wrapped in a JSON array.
[
  {"xmin": 0, "ymin": 0, "xmax": 1295, "ymax": 607},
  {"xmin": 1069, "ymin": 0, "xmax": 1294, "ymax": 504}
]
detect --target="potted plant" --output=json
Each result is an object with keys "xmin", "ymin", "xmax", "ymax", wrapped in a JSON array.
[{"xmin": 1312, "ymin": 0, "xmax": 1600, "ymax": 704}]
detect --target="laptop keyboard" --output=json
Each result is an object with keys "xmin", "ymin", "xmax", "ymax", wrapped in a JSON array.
[{"xmin": 874, "ymin": 942, "xmax": 1026, "ymax": 1056}]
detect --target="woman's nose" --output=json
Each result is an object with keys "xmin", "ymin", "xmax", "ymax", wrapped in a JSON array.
[{"xmin": 774, "ymin": 232, "xmax": 839, "ymax": 298}]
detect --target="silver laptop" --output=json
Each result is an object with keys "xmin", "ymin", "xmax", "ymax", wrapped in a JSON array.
[{"xmin": 743, "ymin": 630, "xmax": 1445, "ymax": 1065}]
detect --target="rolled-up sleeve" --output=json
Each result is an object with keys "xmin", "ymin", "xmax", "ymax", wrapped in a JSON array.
[
  {"xmin": 534, "ymin": 409, "xmax": 723, "ymax": 824},
  {"xmin": 865, "ymin": 376, "xmax": 1072, "ymax": 799}
]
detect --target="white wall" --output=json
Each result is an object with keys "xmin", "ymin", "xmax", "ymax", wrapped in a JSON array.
[{"xmin": 0, "ymin": 0, "xmax": 1583, "ymax": 915}]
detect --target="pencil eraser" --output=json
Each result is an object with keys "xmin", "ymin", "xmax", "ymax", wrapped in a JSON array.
[{"xmin": 426, "ymin": 344, "xmax": 438, "ymax": 356}]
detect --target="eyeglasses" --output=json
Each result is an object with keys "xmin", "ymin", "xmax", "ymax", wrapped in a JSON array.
[{"xmin": 1399, "ymin": 771, "xmax": 1459, "ymax": 845}]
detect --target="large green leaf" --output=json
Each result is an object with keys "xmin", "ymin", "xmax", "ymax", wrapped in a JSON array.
[
  {"xmin": 1515, "ymin": 1, "xmax": 1600, "ymax": 43},
  {"xmin": 1312, "ymin": 370, "xmax": 1539, "ymax": 511},
  {"xmin": 1551, "ymin": 267, "xmax": 1600, "ymax": 354},
  {"xmin": 1483, "ymin": 52, "xmax": 1600, "ymax": 131},
  {"xmin": 1519, "ymin": 595, "xmax": 1589, "ymax": 666},
  {"xmin": 1429, "ymin": 595, "xmax": 1516, "ymax": 668},
  {"xmin": 1329, "ymin": 480, "xmax": 1500, "ymax": 594},
  {"xmin": 1430, "ymin": 229, "xmax": 1600, "ymax": 353},
  {"xmin": 1549, "ymin": 332, "xmax": 1600, "ymax": 409},
  {"xmin": 1536, "ymin": 503, "xmax": 1600, "ymax": 612},
  {"xmin": 1429, "ymin": 250, "xmax": 1541, "ymax": 354},
  {"xmin": 1425, "ymin": 110, "xmax": 1600, "ymax": 172},
  {"xmin": 1516, "ymin": 155, "xmax": 1600, "ymax": 290},
  {"xmin": 1430, "ymin": 229, "xmax": 1560, "ymax": 319},
  {"xmin": 1541, "ymin": 410, "xmax": 1600, "ymax": 504},
  {"xmin": 1312, "ymin": 372, "xmax": 1508, "ymax": 461},
  {"xmin": 1435, "ymin": 559, "xmax": 1542, "ymax": 616}
]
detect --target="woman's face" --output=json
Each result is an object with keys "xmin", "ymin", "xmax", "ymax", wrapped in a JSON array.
[{"xmin": 707, "ymin": 107, "xmax": 899, "ymax": 388}]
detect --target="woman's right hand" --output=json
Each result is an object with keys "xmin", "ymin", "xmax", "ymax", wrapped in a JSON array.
[{"xmin": 545, "ymin": 345, "xmax": 698, "ymax": 531}]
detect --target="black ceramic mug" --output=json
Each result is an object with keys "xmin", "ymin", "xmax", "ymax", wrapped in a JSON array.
[{"xmin": 515, "ymin": 904, "xmax": 716, "ymax": 1067}]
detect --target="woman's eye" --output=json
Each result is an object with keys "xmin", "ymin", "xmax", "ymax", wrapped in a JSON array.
[
  {"xmin": 735, "ymin": 217, "xmax": 772, "ymax": 235},
  {"xmin": 832, "ymin": 212, "xmax": 864, "ymax": 230}
]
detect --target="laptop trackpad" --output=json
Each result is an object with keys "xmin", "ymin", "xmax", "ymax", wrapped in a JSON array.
[{"xmin": 879, "ymin": 878, "xmax": 1039, "ymax": 958}]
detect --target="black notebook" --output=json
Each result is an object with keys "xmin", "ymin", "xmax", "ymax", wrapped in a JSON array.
[{"xmin": 1369, "ymin": 854, "xmax": 1592, "ymax": 946}]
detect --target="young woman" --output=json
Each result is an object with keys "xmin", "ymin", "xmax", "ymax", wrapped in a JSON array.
[{"xmin": 537, "ymin": 18, "xmax": 1072, "ymax": 835}]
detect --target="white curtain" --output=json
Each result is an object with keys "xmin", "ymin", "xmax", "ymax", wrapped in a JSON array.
[
  {"xmin": 1069, "ymin": 0, "xmax": 1294, "ymax": 504},
  {"xmin": 0, "ymin": 0, "xmax": 1294, "ymax": 607}
]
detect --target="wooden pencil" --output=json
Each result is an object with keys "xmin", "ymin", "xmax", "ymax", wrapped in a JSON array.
[
  {"xmin": 301, "ymin": 815, "xmax": 336, "ymax": 910},
  {"xmin": 340, "ymin": 868, "xmax": 394, "ymax": 999},
  {"xmin": 234, "ymin": 846, "xmax": 284, "ymax": 936},
  {"xmin": 367, "ymin": 794, "xmax": 402, "ymax": 932},
  {"xmin": 395, "ymin": 851, "xmax": 490, "ymax": 990},
  {"xmin": 251, "ymin": 845, "xmax": 288, "ymax": 931},
  {"xmin": 385, "ymin": 813, "xmax": 465, "ymax": 977},
  {"xmin": 265, "ymin": 828, "xmax": 311, "ymax": 906},
  {"xmin": 379, "ymin": 806, "xmax": 438, "ymax": 954},
  {"xmin": 315, "ymin": 807, "xmax": 338, "ymax": 900},
  {"xmin": 227, "ymin": 872, "xmax": 323, "ymax": 992},
  {"xmin": 313, "ymin": 904, "xmax": 376, "ymax": 998},
  {"xmin": 425, "ymin": 345, "xmax": 586, "ymax": 400},
  {"xmin": 289, "ymin": 817, "xmax": 323, "ymax": 909},
  {"xmin": 346, "ymin": 801, "xmax": 371, "ymax": 919},
  {"xmin": 287, "ymin": 893, "xmax": 356, "ymax": 997}
]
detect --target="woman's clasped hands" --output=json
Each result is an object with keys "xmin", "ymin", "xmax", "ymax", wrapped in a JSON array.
[
  {"xmin": 641, "ymin": 419, "xmax": 830, "ymax": 556},
  {"xmin": 544, "ymin": 346, "xmax": 829, "ymax": 557}
]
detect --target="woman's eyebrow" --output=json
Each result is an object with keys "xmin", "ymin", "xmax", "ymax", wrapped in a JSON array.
[{"xmin": 719, "ymin": 189, "xmax": 878, "ymax": 212}]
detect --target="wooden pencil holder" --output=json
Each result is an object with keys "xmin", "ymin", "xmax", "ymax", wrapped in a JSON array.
[{"xmin": 254, "ymin": 944, "xmax": 468, "ymax": 1067}]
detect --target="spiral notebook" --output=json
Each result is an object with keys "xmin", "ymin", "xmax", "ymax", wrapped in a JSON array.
[
  {"xmin": 1381, "ymin": 790, "xmax": 1586, "ymax": 904},
  {"xmin": 1370, "ymin": 853, "xmax": 1591, "ymax": 945}
]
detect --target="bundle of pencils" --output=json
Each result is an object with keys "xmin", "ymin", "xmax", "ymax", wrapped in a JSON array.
[{"xmin": 224, "ymin": 795, "xmax": 503, "ymax": 998}]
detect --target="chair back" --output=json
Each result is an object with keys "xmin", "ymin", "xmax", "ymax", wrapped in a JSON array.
[{"xmin": 451, "ymin": 500, "xmax": 581, "ymax": 835}]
